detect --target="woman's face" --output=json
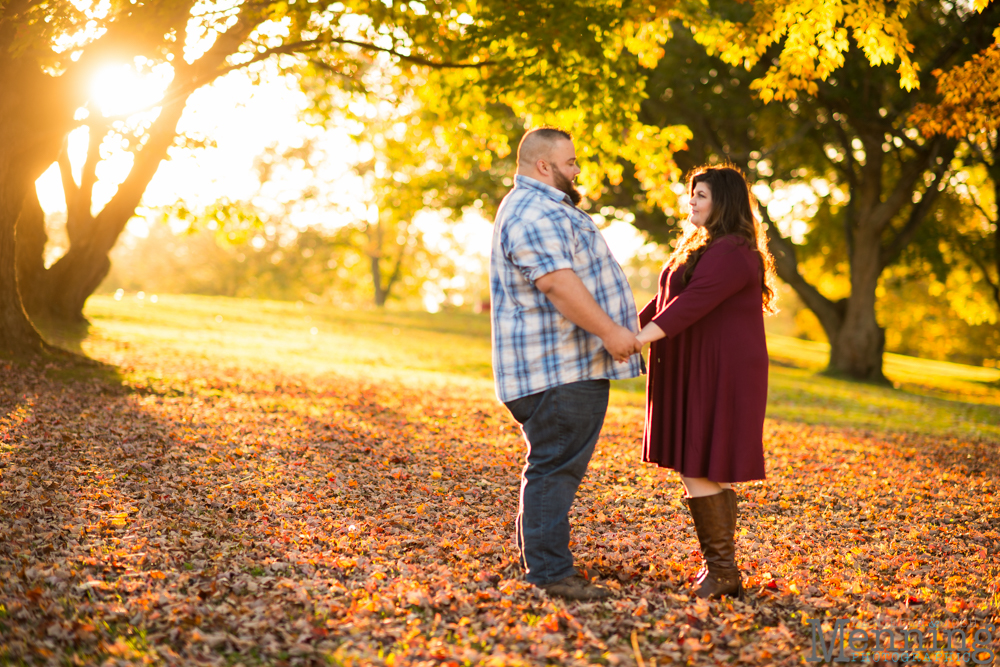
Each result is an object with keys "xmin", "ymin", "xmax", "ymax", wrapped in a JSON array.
[{"xmin": 689, "ymin": 182, "xmax": 713, "ymax": 228}]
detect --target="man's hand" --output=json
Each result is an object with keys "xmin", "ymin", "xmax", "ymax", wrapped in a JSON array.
[{"xmin": 602, "ymin": 325, "xmax": 642, "ymax": 363}]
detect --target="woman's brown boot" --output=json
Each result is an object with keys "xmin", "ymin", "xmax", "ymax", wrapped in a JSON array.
[
  {"xmin": 724, "ymin": 487, "xmax": 738, "ymax": 520},
  {"xmin": 686, "ymin": 491, "xmax": 743, "ymax": 600}
]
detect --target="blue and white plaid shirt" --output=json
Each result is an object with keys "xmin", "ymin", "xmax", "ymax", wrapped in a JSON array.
[{"xmin": 490, "ymin": 175, "xmax": 644, "ymax": 403}]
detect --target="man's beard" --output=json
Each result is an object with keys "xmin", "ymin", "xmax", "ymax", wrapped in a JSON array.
[{"xmin": 553, "ymin": 166, "xmax": 582, "ymax": 206}]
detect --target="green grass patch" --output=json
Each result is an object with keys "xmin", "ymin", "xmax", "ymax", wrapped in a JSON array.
[
  {"xmin": 82, "ymin": 294, "xmax": 492, "ymax": 381},
  {"xmin": 76, "ymin": 293, "xmax": 1000, "ymax": 441}
]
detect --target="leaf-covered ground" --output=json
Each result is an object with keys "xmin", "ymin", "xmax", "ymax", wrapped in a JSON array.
[{"xmin": 1, "ymin": 296, "xmax": 999, "ymax": 665}]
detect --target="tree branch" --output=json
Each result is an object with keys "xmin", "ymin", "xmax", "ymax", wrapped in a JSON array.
[
  {"xmin": 832, "ymin": 122, "xmax": 859, "ymax": 192},
  {"xmin": 968, "ymin": 192, "xmax": 997, "ymax": 224},
  {"xmin": 60, "ymin": 1, "xmax": 198, "ymax": 107},
  {"xmin": 306, "ymin": 57, "xmax": 363, "ymax": 85},
  {"xmin": 831, "ymin": 122, "xmax": 858, "ymax": 263},
  {"xmin": 880, "ymin": 161, "xmax": 951, "ymax": 270},
  {"xmin": 758, "ymin": 119, "xmax": 816, "ymax": 161},
  {"xmin": 870, "ymin": 137, "xmax": 955, "ymax": 233},
  {"xmin": 77, "ymin": 119, "xmax": 105, "ymax": 210},
  {"xmin": 56, "ymin": 141, "xmax": 78, "ymax": 208},
  {"xmin": 83, "ymin": 32, "xmax": 491, "ymax": 128},
  {"xmin": 1, "ymin": 0, "xmax": 42, "ymax": 22},
  {"xmin": 213, "ymin": 34, "xmax": 490, "ymax": 83},
  {"xmin": 86, "ymin": 8, "xmax": 242, "ymax": 240},
  {"xmin": 918, "ymin": 2, "xmax": 1000, "ymax": 91},
  {"xmin": 762, "ymin": 207, "xmax": 844, "ymax": 338},
  {"xmin": 819, "ymin": 149, "xmax": 853, "ymax": 182}
]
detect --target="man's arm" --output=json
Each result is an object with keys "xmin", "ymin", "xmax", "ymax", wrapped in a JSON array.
[{"xmin": 535, "ymin": 269, "xmax": 641, "ymax": 362}]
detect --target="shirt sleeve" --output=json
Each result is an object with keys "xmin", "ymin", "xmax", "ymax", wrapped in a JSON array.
[
  {"xmin": 501, "ymin": 208, "xmax": 575, "ymax": 284},
  {"xmin": 650, "ymin": 240, "xmax": 753, "ymax": 338},
  {"xmin": 638, "ymin": 296, "xmax": 658, "ymax": 328}
]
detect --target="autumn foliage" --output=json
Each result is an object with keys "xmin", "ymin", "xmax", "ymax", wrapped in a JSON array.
[
  {"xmin": 1, "ymin": 299, "xmax": 998, "ymax": 665},
  {"xmin": 911, "ymin": 28, "xmax": 1000, "ymax": 139}
]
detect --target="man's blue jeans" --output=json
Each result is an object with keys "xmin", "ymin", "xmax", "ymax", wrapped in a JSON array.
[{"xmin": 504, "ymin": 379, "xmax": 610, "ymax": 585}]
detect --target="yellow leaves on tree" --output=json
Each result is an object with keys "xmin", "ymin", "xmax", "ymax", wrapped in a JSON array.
[
  {"xmin": 619, "ymin": 123, "xmax": 693, "ymax": 212},
  {"xmin": 691, "ymin": 0, "xmax": 922, "ymax": 103}
]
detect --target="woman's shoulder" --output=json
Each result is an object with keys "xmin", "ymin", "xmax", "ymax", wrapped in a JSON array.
[
  {"xmin": 704, "ymin": 235, "xmax": 759, "ymax": 277},
  {"xmin": 706, "ymin": 234, "xmax": 755, "ymax": 255}
]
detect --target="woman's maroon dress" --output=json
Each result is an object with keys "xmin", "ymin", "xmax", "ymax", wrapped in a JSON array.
[{"xmin": 639, "ymin": 235, "xmax": 768, "ymax": 482}]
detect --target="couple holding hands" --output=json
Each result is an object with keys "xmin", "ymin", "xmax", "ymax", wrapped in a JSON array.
[{"xmin": 490, "ymin": 127, "xmax": 777, "ymax": 601}]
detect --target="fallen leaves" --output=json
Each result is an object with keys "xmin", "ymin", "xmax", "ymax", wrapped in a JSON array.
[{"xmin": 1, "ymin": 344, "xmax": 998, "ymax": 665}]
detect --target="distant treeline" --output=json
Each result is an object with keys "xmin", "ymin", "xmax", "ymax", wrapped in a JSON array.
[
  {"xmin": 100, "ymin": 222, "xmax": 487, "ymax": 313},
  {"xmin": 100, "ymin": 223, "xmax": 999, "ymax": 367}
]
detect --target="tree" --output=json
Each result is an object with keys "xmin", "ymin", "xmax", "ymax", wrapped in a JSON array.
[
  {"xmin": 7, "ymin": 0, "xmax": 981, "ymax": 366},
  {"xmin": 4, "ymin": 0, "xmax": 249, "ymax": 354},
  {"xmin": 603, "ymin": 1, "xmax": 1000, "ymax": 381},
  {"xmin": 911, "ymin": 23, "xmax": 1000, "ymax": 314},
  {"xmin": 336, "ymin": 107, "xmax": 474, "ymax": 308},
  {"xmin": 2, "ymin": 0, "xmax": 674, "ymax": 356}
]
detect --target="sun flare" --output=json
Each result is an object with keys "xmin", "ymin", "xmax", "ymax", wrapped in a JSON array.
[{"xmin": 90, "ymin": 62, "xmax": 171, "ymax": 118}]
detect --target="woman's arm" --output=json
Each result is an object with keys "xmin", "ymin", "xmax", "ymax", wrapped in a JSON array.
[
  {"xmin": 647, "ymin": 240, "xmax": 752, "ymax": 340},
  {"xmin": 636, "ymin": 321, "xmax": 665, "ymax": 345}
]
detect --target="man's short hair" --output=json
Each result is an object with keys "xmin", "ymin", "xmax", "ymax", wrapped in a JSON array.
[{"xmin": 517, "ymin": 127, "xmax": 573, "ymax": 168}]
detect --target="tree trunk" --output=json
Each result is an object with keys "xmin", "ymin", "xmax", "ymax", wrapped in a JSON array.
[
  {"xmin": 0, "ymin": 168, "xmax": 44, "ymax": 356},
  {"xmin": 21, "ymin": 14, "xmax": 257, "ymax": 323},
  {"xmin": 35, "ymin": 226, "xmax": 114, "ymax": 323},
  {"xmin": 827, "ymin": 226, "xmax": 887, "ymax": 382},
  {"xmin": 372, "ymin": 252, "xmax": 387, "ymax": 307},
  {"xmin": 14, "ymin": 189, "xmax": 48, "ymax": 319},
  {"xmin": 766, "ymin": 211, "xmax": 887, "ymax": 381},
  {"xmin": 34, "ymin": 93, "xmax": 190, "ymax": 321},
  {"xmin": 986, "ymin": 161, "xmax": 1000, "ymax": 313},
  {"xmin": 993, "ymin": 182, "xmax": 1000, "ymax": 313},
  {"xmin": 382, "ymin": 244, "xmax": 406, "ymax": 306},
  {"xmin": 369, "ymin": 221, "xmax": 387, "ymax": 307},
  {"xmin": 761, "ymin": 121, "xmax": 955, "ymax": 383},
  {"xmin": 0, "ymin": 41, "xmax": 72, "ymax": 355}
]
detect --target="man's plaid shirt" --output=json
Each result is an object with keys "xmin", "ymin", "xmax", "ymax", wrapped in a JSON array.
[{"xmin": 490, "ymin": 175, "xmax": 644, "ymax": 403}]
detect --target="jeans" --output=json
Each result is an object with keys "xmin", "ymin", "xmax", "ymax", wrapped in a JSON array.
[{"xmin": 504, "ymin": 379, "xmax": 610, "ymax": 585}]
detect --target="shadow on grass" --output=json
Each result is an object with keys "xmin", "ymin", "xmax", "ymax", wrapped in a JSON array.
[
  {"xmin": 0, "ymin": 351, "xmax": 312, "ymax": 663},
  {"xmin": 0, "ymin": 325, "xmax": 126, "ymax": 396},
  {"xmin": 615, "ymin": 361, "xmax": 1000, "ymax": 443},
  {"xmin": 0, "ymin": 353, "xmax": 522, "ymax": 665}
]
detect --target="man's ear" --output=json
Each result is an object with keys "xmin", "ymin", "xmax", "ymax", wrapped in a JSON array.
[{"xmin": 536, "ymin": 159, "xmax": 550, "ymax": 176}]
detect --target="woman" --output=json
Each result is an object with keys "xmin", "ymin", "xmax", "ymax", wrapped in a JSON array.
[{"xmin": 635, "ymin": 165, "xmax": 777, "ymax": 600}]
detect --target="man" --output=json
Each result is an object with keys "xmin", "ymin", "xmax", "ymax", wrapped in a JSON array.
[{"xmin": 490, "ymin": 127, "xmax": 644, "ymax": 600}]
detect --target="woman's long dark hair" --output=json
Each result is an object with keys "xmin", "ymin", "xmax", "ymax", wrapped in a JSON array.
[{"xmin": 665, "ymin": 164, "xmax": 778, "ymax": 314}]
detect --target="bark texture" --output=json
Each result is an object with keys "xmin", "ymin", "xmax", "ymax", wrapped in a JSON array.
[{"xmin": 0, "ymin": 20, "xmax": 72, "ymax": 355}]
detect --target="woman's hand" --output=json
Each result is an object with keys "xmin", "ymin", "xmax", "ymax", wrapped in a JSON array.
[{"xmin": 636, "ymin": 322, "xmax": 666, "ymax": 346}]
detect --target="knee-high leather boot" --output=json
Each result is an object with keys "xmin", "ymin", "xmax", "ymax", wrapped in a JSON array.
[
  {"xmin": 686, "ymin": 491, "xmax": 743, "ymax": 599},
  {"xmin": 724, "ymin": 487, "xmax": 738, "ymax": 520}
]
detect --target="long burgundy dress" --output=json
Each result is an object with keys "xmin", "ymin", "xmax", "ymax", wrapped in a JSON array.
[{"xmin": 639, "ymin": 235, "xmax": 768, "ymax": 482}]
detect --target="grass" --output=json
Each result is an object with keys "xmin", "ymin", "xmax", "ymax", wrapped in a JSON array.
[
  {"xmin": 51, "ymin": 293, "xmax": 1000, "ymax": 442},
  {"xmin": 70, "ymin": 294, "xmax": 494, "ymax": 381}
]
